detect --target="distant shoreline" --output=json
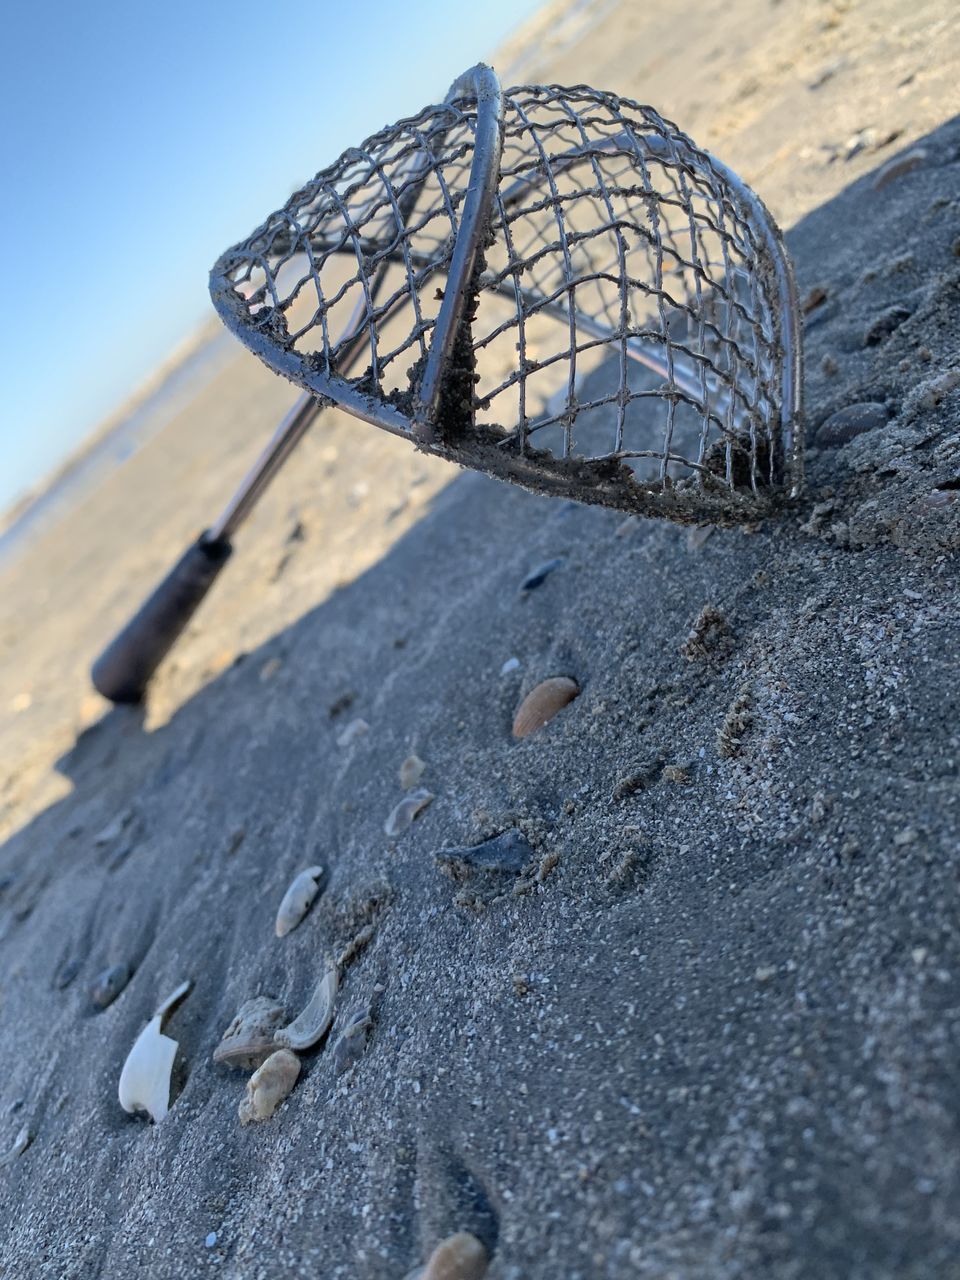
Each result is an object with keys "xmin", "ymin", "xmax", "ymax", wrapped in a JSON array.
[
  {"xmin": 0, "ymin": 320, "xmax": 234, "ymax": 563},
  {"xmin": 0, "ymin": 317, "xmax": 222, "ymax": 540}
]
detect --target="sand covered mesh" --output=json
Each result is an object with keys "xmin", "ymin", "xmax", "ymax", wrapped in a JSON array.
[{"xmin": 210, "ymin": 78, "xmax": 802, "ymax": 522}]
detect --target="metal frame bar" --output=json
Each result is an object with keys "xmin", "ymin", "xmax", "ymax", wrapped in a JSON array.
[{"xmin": 412, "ymin": 64, "xmax": 503, "ymax": 439}]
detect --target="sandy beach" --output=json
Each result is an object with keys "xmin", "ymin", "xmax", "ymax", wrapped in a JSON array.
[{"xmin": 1, "ymin": 1, "xmax": 959, "ymax": 1276}]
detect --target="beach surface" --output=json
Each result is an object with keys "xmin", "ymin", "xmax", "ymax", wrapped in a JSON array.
[{"xmin": 1, "ymin": 2, "xmax": 959, "ymax": 1276}]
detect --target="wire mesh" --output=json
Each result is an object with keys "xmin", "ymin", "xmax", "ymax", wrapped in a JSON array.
[{"xmin": 210, "ymin": 77, "xmax": 802, "ymax": 523}]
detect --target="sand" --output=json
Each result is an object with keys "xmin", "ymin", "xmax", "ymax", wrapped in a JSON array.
[{"xmin": 1, "ymin": 1, "xmax": 959, "ymax": 1276}]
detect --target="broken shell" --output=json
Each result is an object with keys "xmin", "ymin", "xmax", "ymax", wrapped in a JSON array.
[
  {"xmin": 275, "ymin": 865, "xmax": 325, "ymax": 937},
  {"xmin": 238, "ymin": 1048, "xmax": 300, "ymax": 1125},
  {"xmin": 213, "ymin": 996, "xmax": 287, "ymax": 1069},
  {"xmin": 90, "ymin": 962, "xmax": 132, "ymax": 1009},
  {"xmin": 422, "ymin": 1232, "xmax": 489, "ymax": 1280},
  {"xmin": 275, "ymin": 967, "xmax": 338, "ymax": 1051},
  {"xmin": 332, "ymin": 1003, "xmax": 375, "ymax": 1075},
  {"xmin": 0, "ymin": 1125, "xmax": 31, "ymax": 1165},
  {"xmin": 399, "ymin": 753, "xmax": 426, "ymax": 791},
  {"xmin": 435, "ymin": 829, "xmax": 534, "ymax": 875},
  {"xmin": 118, "ymin": 979, "xmax": 192, "ymax": 1123},
  {"xmin": 512, "ymin": 677, "xmax": 580, "ymax": 738},
  {"xmin": 385, "ymin": 788, "xmax": 434, "ymax": 837}
]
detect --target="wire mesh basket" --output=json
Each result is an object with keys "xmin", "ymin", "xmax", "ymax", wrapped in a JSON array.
[
  {"xmin": 210, "ymin": 65, "xmax": 802, "ymax": 524},
  {"xmin": 90, "ymin": 65, "xmax": 806, "ymax": 705}
]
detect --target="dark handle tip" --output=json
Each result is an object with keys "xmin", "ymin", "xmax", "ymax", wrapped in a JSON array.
[{"xmin": 91, "ymin": 533, "xmax": 232, "ymax": 703}]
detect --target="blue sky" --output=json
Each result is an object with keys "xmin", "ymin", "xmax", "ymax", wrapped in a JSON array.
[{"xmin": 0, "ymin": 0, "xmax": 543, "ymax": 513}]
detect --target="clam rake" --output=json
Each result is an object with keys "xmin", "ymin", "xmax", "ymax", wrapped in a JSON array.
[{"xmin": 91, "ymin": 63, "xmax": 803, "ymax": 704}]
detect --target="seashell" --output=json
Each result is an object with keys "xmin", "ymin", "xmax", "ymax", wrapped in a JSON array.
[
  {"xmin": 0, "ymin": 1125, "xmax": 31, "ymax": 1166},
  {"xmin": 118, "ymin": 980, "xmax": 192, "ymax": 1123},
  {"xmin": 816, "ymin": 402, "xmax": 888, "ymax": 447},
  {"xmin": 336, "ymin": 717, "xmax": 369, "ymax": 748},
  {"xmin": 399, "ymin": 753, "xmax": 426, "ymax": 791},
  {"xmin": 275, "ymin": 865, "xmax": 325, "ymax": 937},
  {"xmin": 238, "ymin": 1048, "xmax": 300, "ymax": 1125},
  {"xmin": 435, "ymin": 829, "xmax": 534, "ymax": 874},
  {"xmin": 213, "ymin": 996, "xmax": 287, "ymax": 1069},
  {"xmin": 332, "ymin": 1002, "xmax": 375, "ymax": 1075},
  {"xmin": 872, "ymin": 146, "xmax": 927, "ymax": 191},
  {"xmin": 90, "ymin": 962, "xmax": 132, "ymax": 1009},
  {"xmin": 275, "ymin": 966, "xmax": 338, "ymax": 1051},
  {"xmin": 93, "ymin": 808, "xmax": 134, "ymax": 847},
  {"xmin": 385, "ymin": 788, "xmax": 434, "ymax": 837},
  {"xmin": 422, "ymin": 1232, "xmax": 489, "ymax": 1280},
  {"xmin": 521, "ymin": 557, "xmax": 564, "ymax": 591},
  {"xmin": 512, "ymin": 677, "xmax": 580, "ymax": 738},
  {"xmin": 499, "ymin": 656, "xmax": 520, "ymax": 676},
  {"xmin": 54, "ymin": 956, "xmax": 82, "ymax": 990}
]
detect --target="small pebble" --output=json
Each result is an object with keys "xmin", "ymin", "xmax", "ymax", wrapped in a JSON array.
[
  {"xmin": 520, "ymin": 557, "xmax": 564, "ymax": 591},
  {"xmin": 816, "ymin": 402, "xmax": 889, "ymax": 446},
  {"xmin": 872, "ymin": 147, "xmax": 928, "ymax": 191},
  {"xmin": 435, "ymin": 829, "xmax": 534, "ymax": 874},
  {"xmin": 205, "ymin": 1233, "xmax": 218, "ymax": 1249},
  {"xmin": 336, "ymin": 718, "xmax": 369, "ymax": 748},
  {"xmin": 500, "ymin": 657, "xmax": 521, "ymax": 676},
  {"xmin": 384, "ymin": 789, "xmax": 434, "ymax": 837},
  {"xmin": 399, "ymin": 754, "xmax": 426, "ymax": 791},
  {"xmin": 90, "ymin": 963, "xmax": 132, "ymax": 1009}
]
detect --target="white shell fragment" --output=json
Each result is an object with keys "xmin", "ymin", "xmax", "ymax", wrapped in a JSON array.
[
  {"xmin": 275, "ymin": 865, "xmax": 325, "ymax": 937},
  {"xmin": 275, "ymin": 967, "xmax": 338, "ymax": 1051},
  {"xmin": 118, "ymin": 980, "xmax": 192, "ymax": 1123},
  {"xmin": 238, "ymin": 1048, "xmax": 300, "ymax": 1125},
  {"xmin": 384, "ymin": 788, "xmax": 434, "ymax": 838}
]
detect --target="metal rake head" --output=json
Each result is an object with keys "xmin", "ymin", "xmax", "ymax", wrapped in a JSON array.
[{"xmin": 210, "ymin": 64, "xmax": 803, "ymax": 524}]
